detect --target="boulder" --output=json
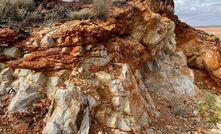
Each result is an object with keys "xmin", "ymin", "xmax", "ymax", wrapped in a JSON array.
[
  {"xmin": 3, "ymin": 47, "xmax": 20, "ymax": 59},
  {"xmin": 13, "ymin": 69, "xmax": 33, "ymax": 78},
  {"xmin": 43, "ymin": 82, "xmax": 88, "ymax": 134},
  {"xmin": 70, "ymin": 46, "xmax": 84, "ymax": 57},
  {"xmin": 32, "ymin": 40, "xmax": 40, "ymax": 47},
  {"xmin": 0, "ymin": 63, "xmax": 5, "ymax": 70},
  {"xmin": 171, "ymin": 76, "xmax": 196, "ymax": 96},
  {"xmin": 41, "ymin": 36, "xmax": 55, "ymax": 48},
  {"xmin": 61, "ymin": 47, "xmax": 71, "ymax": 54},
  {"xmin": 47, "ymin": 77, "xmax": 64, "ymax": 87},
  {"xmin": 8, "ymin": 79, "xmax": 44, "ymax": 113},
  {"xmin": 27, "ymin": 72, "xmax": 47, "ymax": 85},
  {"xmin": 0, "ymin": 68, "xmax": 14, "ymax": 95},
  {"xmin": 0, "ymin": 68, "xmax": 14, "ymax": 82},
  {"xmin": 0, "ymin": 81, "xmax": 12, "ymax": 95},
  {"xmin": 202, "ymin": 50, "xmax": 220, "ymax": 70},
  {"xmin": 81, "ymin": 55, "xmax": 113, "ymax": 72}
]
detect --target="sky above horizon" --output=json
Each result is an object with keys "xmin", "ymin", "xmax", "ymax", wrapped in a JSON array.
[{"xmin": 174, "ymin": 0, "xmax": 221, "ymax": 26}]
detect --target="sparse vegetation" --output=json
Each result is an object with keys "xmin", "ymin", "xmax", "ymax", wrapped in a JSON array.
[
  {"xmin": 69, "ymin": 8, "xmax": 92, "ymax": 20},
  {"xmin": 170, "ymin": 96, "xmax": 189, "ymax": 117},
  {"xmin": 26, "ymin": 11, "xmax": 44, "ymax": 25},
  {"xmin": 196, "ymin": 92, "xmax": 221, "ymax": 125},
  {"xmin": 69, "ymin": 0, "xmax": 111, "ymax": 20},
  {"xmin": 44, "ymin": 5, "xmax": 71, "ymax": 23},
  {"xmin": 92, "ymin": 0, "xmax": 111, "ymax": 19},
  {"xmin": 0, "ymin": 0, "xmax": 35, "ymax": 22},
  {"xmin": 4, "ymin": 0, "xmax": 34, "ymax": 7},
  {"xmin": 112, "ymin": 0, "xmax": 128, "ymax": 8},
  {"xmin": 79, "ymin": 0, "xmax": 93, "ymax": 4},
  {"xmin": 0, "ymin": 0, "xmax": 74, "ymax": 27},
  {"xmin": 0, "ymin": 0, "xmax": 111, "ymax": 27},
  {"xmin": 172, "ymin": 104, "xmax": 188, "ymax": 116}
]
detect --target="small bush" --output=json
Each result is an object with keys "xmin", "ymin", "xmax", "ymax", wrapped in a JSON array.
[
  {"xmin": 196, "ymin": 92, "xmax": 221, "ymax": 125},
  {"xmin": 0, "ymin": 2, "xmax": 16, "ymax": 21},
  {"xmin": 172, "ymin": 104, "xmax": 188, "ymax": 116},
  {"xmin": 0, "ymin": 0, "xmax": 35, "ymax": 22},
  {"xmin": 0, "ymin": 0, "xmax": 34, "ymax": 10},
  {"xmin": 169, "ymin": 96, "xmax": 188, "ymax": 117},
  {"xmin": 45, "ymin": 5, "xmax": 70, "ymax": 23},
  {"xmin": 92, "ymin": 0, "xmax": 111, "ymax": 19},
  {"xmin": 79, "ymin": 0, "xmax": 93, "ymax": 4},
  {"xmin": 26, "ymin": 11, "xmax": 44, "ymax": 25},
  {"xmin": 69, "ymin": 8, "xmax": 92, "ymax": 20},
  {"xmin": 112, "ymin": 1, "xmax": 128, "ymax": 8},
  {"xmin": 0, "ymin": 0, "xmax": 104, "ymax": 27}
]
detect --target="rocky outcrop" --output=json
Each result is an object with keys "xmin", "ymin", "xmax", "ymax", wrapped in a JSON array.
[
  {"xmin": 0, "ymin": 0, "xmax": 215, "ymax": 133},
  {"xmin": 145, "ymin": 0, "xmax": 221, "ymax": 90},
  {"xmin": 149, "ymin": 0, "xmax": 221, "ymax": 88},
  {"xmin": 175, "ymin": 22, "xmax": 221, "ymax": 87},
  {"xmin": 0, "ymin": 67, "xmax": 14, "ymax": 95},
  {"xmin": 0, "ymin": 28, "xmax": 19, "ymax": 44},
  {"xmin": 8, "ymin": 69, "xmax": 46, "ymax": 113},
  {"xmin": 0, "ymin": 28, "xmax": 28, "ymax": 45}
]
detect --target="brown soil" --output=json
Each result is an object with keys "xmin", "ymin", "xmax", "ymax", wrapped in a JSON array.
[
  {"xmin": 0, "ymin": 96, "xmax": 50, "ymax": 134},
  {"xmin": 151, "ymin": 93, "xmax": 206, "ymax": 134}
]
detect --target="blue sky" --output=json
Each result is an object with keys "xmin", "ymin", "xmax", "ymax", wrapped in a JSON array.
[{"xmin": 174, "ymin": 0, "xmax": 221, "ymax": 26}]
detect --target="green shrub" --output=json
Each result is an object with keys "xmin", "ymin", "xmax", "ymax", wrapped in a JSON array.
[
  {"xmin": 92, "ymin": 0, "xmax": 111, "ymax": 19},
  {"xmin": 196, "ymin": 92, "xmax": 221, "ymax": 125},
  {"xmin": 69, "ymin": 8, "xmax": 92, "ymax": 20}
]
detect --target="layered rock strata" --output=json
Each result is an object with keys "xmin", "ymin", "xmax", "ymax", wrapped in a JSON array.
[{"xmin": 0, "ymin": 0, "xmax": 211, "ymax": 133}]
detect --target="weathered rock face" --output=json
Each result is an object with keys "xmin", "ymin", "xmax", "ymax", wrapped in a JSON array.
[
  {"xmin": 175, "ymin": 22, "xmax": 221, "ymax": 87},
  {"xmin": 8, "ymin": 69, "xmax": 46, "ymax": 113},
  {"xmin": 0, "ymin": 28, "xmax": 19, "ymax": 44},
  {"xmin": 148, "ymin": 0, "xmax": 221, "ymax": 91},
  {"xmin": 0, "ymin": 67, "xmax": 14, "ymax": 95},
  {"xmin": 128, "ymin": 12, "xmax": 195, "ymax": 96},
  {"xmin": 0, "ymin": 0, "xmax": 210, "ymax": 133}
]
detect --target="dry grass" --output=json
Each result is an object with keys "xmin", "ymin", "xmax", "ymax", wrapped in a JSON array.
[
  {"xmin": 45, "ymin": 5, "xmax": 71, "ymax": 24},
  {"xmin": 69, "ymin": 0, "xmax": 112, "ymax": 20},
  {"xmin": 69, "ymin": 8, "xmax": 92, "ymax": 20},
  {"xmin": 79, "ymin": 0, "xmax": 93, "ymax": 4},
  {"xmin": 0, "ymin": 0, "xmax": 73, "ymax": 27},
  {"xmin": 92, "ymin": 0, "xmax": 111, "ymax": 19},
  {"xmin": 6, "ymin": 0, "xmax": 34, "ymax": 6},
  {"xmin": 0, "ymin": 0, "xmax": 35, "ymax": 23},
  {"xmin": 0, "ymin": 0, "xmax": 112, "ymax": 27}
]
